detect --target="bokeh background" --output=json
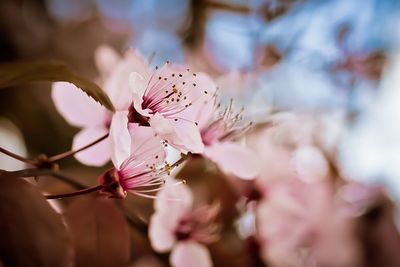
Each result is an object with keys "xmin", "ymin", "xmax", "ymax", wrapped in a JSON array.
[{"xmin": 2, "ymin": 0, "xmax": 400, "ymax": 266}]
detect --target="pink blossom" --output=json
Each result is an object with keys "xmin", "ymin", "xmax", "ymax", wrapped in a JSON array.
[
  {"xmin": 128, "ymin": 62, "xmax": 216, "ymax": 154},
  {"xmin": 245, "ymin": 112, "xmax": 336, "ymax": 193},
  {"xmin": 194, "ymin": 97, "xmax": 260, "ymax": 180},
  {"xmin": 249, "ymin": 130, "xmax": 297, "ymax": 189},
  {"xmin": 99, "ymin": 124, "xmax": 167, "ymax": 198},
  {"xmin": 149, "ymin": 180, "xmax": 219, "ymax": 267},
  {"xmin": 256, "ymin": 179, "xmax": 362, "ymax": 267},
  {"xmin": 52, "ymin": 45, "xmax": 150, "ymax": 166},
  {"xmin": 54, "ymin": 44, "xmax": 217, "ymax": 167}
]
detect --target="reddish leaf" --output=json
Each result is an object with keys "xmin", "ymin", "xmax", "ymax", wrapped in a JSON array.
[
  {"xmin": 0, "ymin": 176, "xmax": 72, "ymax": 267},
  {"xmin": 63, "ymin": 196, "xmax": 131, "ymax": 267},
  {"xmin": 0, "ymin": 62, "xmax": 115, "ymax": 111}
]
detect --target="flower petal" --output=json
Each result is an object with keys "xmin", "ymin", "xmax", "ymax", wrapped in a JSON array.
[
  {"xmin": 149, "ymin": 113, "xmax": 204, "ymax": 154},
  {"xmin": 149, "ymin": 181, "xmax": 194, "ymax": 253},
  {"xmin": 109, "ymin": 112, "xmax": 131, "ymax": 168},
  {"xmin": 148, "ymin": 212, "xmax": 176, "ymax": 253},
  {"xmin": 155, "ymin": 179, "xmax": 193, "ymax": 213},
  {"xmin": 52, "ymin": 82, "xmax": 109, "ymax": 128},
  {"xmin": 129, "ymin": 124, "xmax": 165, "ymax": 163},
  {"xmin": 190, "ymin": 73, "xmax": 218, "ymax": 126},
  {"xmin": 204, "ymin": 142, "xmax": 260, "ymax": 180},
  {"xmin": 129, "ymin": 72, "xmax": 148, "ymax": 116},
  {"xmin": 94, "ymin": 45, "xmax": 121, "ymax": 79},
  {"xmin": 105, "ymin": 49, "xmax": 150, "ymax": 110},
  {"xmin": 170, "ymin": 242, "xmax": 212, "ymax": 267},
  {"xmin": 118, "ymin": 124, "xmax": 166, "ymax": 180},
  {"xmin": 72, "ymin": 127, "xmax": 111, "ymax": 166}
]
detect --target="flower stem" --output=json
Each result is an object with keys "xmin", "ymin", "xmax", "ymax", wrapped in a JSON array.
[
  {"xmin": 0, "ymin": 146, "xmax": 36, "ymax": 165},
  {"xmin": 4, "ymin": 167, "xmax": 99, "ymax": 199},
  {"xmin": 45, "ymin": 184, "xmax": 103, "ymax": 199},
  {"xmin": 8, "ymin": 168, "xmax": 52, "ymax": 177},
  {"xmin": 47, "ymin": 133, "xmax": 109, "ymax": 162},
  {"xmin": 1, "ymin": 133, "xmax": 108, "ymax": 167},
  {"xmin": 6, "ymin": 168, "xmax": 86, "ymax": 189}
]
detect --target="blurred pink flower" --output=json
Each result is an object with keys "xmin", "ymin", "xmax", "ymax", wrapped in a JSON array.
[
  {"xmin": 256, "ymin": 179, "xmax": 362, "ymax": 267},
  {"xmin": 52, "ymin": 45, "xmax": 150, "ymax": 166},
  {"xmin": 193, "ymin": 97, "xmax": 260, "ymax": 180},
  {"xmin": 149, "ymin": 181, "xmax": 219, "ymax": 267},
  {"xmin": 246, "ymin": 112, "xmax": 340, "ymax": 193},
  {"xmin": 99, "ymin": 124, "xmax": 167, "ymax": 198},
  {"xmin": 128, "ymin": 62, "xmax": 216, "ymax": 154}
]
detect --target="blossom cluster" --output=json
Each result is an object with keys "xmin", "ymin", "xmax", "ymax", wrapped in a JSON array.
[
  {"xmin": 52, "ymin": 45, "xmax": 261, "ymax": 266},
  {"xmin": 49, "ymin": 45, "xmax": 396, "ymax": 267}
]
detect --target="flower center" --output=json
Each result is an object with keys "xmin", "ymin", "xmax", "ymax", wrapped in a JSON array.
[
  {"xmin": 98, "ymin": 169, "xmax": 127, "ymax": 199},
  {"xmin": 140, "ymin": 64, "xmax": 210, "ymax": 121},
  {"xmin": 175, "ymin": 218, "xmax": 194, "ymax": 241},
  {"xmin": 128, "ymin": 103, "xmax": 150, "ymax": 126},
  {"xmin": 174, "ymin": 205, "xmax": 220, "ymax": 243},
  {"xmin": 201, "ymin": 100, "xmax": 252, "ymax": 145}
]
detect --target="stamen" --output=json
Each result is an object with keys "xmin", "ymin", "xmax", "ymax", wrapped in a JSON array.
[{"xmin": 201, "ymin": 96, "xmax": 251, "ymax": 144}]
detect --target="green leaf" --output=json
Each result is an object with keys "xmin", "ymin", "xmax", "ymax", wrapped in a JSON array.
[
  {"xmin": 0, "ymin": 175, "xmax": 72, "ymax": 267},
  {"xmin": 0, "ymin": 62, "xmax": 115, "ymax": 112}
]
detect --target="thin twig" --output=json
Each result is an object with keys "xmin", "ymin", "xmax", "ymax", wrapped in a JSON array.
[
  {"xmin": 7, "ymin": 168, "xmax": 86, "ymax": 189},
  {"xmin": 6, "ymin": 167, "xmax": 100, "ymax": 198},
  {"xmin": 47, "ymin": 133, "xmax": 109, "ymax": 162},
  {"xmin": 1, "ymin": 133, "xmax": 109, "ymax": 167},
  {"xmin": 204, "ymin": 0, "xmax": 250, "ymax": 13},
  {"xmin": 0, "ymin": 146, "xmax": 36, "ymax": 165},
  {"xmin": 45, "ymin": 184, "xmax": 103, "ymax": 199},
  {"xmin": 8, "ymin": 168, "xmax": 57, "ymax": 178}
]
